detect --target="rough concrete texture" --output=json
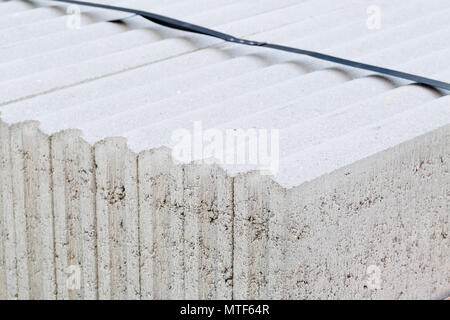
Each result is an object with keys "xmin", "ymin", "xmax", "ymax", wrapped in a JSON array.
[
  {"xmin": 138, "ymin": 148, "xmax": 184, "ymax": 300},
  {"xmin": 0, "ymin": 118, "xmax": 447, "ymax": 299},
  {"xmin": 234, "ymin": 125, "xmax": 449, "ymax": 299},
  {"xmin": 0, "ymin": 0, "xmax": 449, "ymax": 299},
  {"xmin": 51, "ymin": 129, "xmax": 97, "ymax": 299},
  {"xmin": 94, "ymin": 137, "xmax": 140, "ymax": 299},
  {"xmin": 183, "ymin": 162, "xmax": 234, "ymax": 299},
  {"xmin": 8, "ymin": 121, "xmax": 55, "ymax": 299},
  {"xmin": 0, "ymin": 120, "xmax": 16, "ymax": 299}
]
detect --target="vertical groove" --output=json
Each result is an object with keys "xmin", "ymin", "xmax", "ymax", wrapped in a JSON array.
[
  {"xmin": 91, "ymin": 144, "xmax": 99, "ymax": 300},
  {"xmin": 181, "ymin": 165, "xmax": 186, "ymax": 299},
  {"xmin": 8, "ymin": 124, "xmax": 20, "ymax": 299},
  {"xmin": 135, "ymin": 155, "xmax": 142, "ymax": 299},
  {"xmin": 230, "ymin": 176, "xmax": 235, "ymax": 300},
  {"xmin": 48, "ymin": 135, "xmax": 58, "ymax": 299},
  {"xmin": 6, "ymin": 123, "xmax": 18, "ymax": 299}
]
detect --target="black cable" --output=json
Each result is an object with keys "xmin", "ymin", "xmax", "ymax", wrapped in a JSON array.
[{"xmin": 50, "ymin": 0, "xmax": 450, "ymax": 91}]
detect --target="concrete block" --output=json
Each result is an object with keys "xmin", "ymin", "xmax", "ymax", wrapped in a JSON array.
[
  {"xmin": 282, "ymin": 125, "xmax": 449, "ymax": 299},
  {"xmin": 138, "ymin": 148, "xmax": 184, "ymax": 299},
  {"xmin": 9, "ymin": 121, "xmax": 55, "ymax": 299},
  {"xmin": 51, "ymin": 129, "xmax": 97, "ymax": 300},
  {"xmin": 0, "ymin": 118, "xmax": 17, "ymax": 299},
  {"xmin": 234, "ymin": 125, "xmax": 449, "ymax": 299},
  {"xmin": 233, "ymin": 173, "xmax": 288, "ymax": 299},
  {"xmin": 183, "ymin": 163, "xmax": 233, "ymax": 299},
  {"xmin": 94, "ymin": 137, "xmax": 140, "ymax": 299},
  {"xmin": 0, "ymin": 6, "xmax": 64, "ymax": 30},
  {"xmin": 0, "ymin": 0, "xmax": 448, "ymax": 301}
]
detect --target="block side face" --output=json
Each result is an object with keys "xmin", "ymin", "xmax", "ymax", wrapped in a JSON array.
[
  {"xmin": 283, "ymin": 126, "xmax": 450, "ymax": 299},
  {"xmin": 183, "ymin": 163, "xmax": 233, "ymax": 300},
  {"xmin": 138, "ymin": 149, "xmax": 184, "ymax": 300},
  {"xmin": 0, "ymin": 120, "xmax": 18, "ymax": 299},
  {"xmin": 138, "ymin": 149, "xmax": 184, "ymax": 299},
  {"xmin": 9, "ymin": 123, "xmax": 56, "ymax": 299},
  {"xmin": 94, "ymin": 138, "xmax": 140, "ymax": 300},
  {"xmin": 233, "ymin": 126, "xmax": 449, "ymax": 299},
  {"xmin": 233, "ymin": 173, "xmax": 287, "ymax": 299},
  {"xmin": 51, "ymin": 131, "xmax": 97, "ymax": 300}
]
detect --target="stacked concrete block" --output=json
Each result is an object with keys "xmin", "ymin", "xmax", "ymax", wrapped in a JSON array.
[
  {"xmin": 51, "ymin": 129, "xmax": 97, "ymax": 300},
  {"xmin": 138, "ymin": 148, "xmax": 184, "ymax": 299},
  {"xmin": 183, "ymin": 163, "xmax": 234, "ymax": 299},
  {"xmin": 0, "ymin": 120, "xmax": 16, "ymax": 299},
  {"xmin": 233, "ymin": 174, "xmax": 288, "ymax": 300},
  {"xmin": 235, "ymin": 125, "xmax": 449, "ymax": 300},
  {"xmin": 0, "ymin": 0, "xmax": 448, "ymax": 300},
  {"xmin": 94, "ymin": 138, "xmax": 140, "ymax": 299},
  {"xmin": 0, "ymin": 119, "xmax": 448, "ymax": 300},
  {"xmin": 8, "ymin": 121, "xmax": 55, "ymax": 299}
]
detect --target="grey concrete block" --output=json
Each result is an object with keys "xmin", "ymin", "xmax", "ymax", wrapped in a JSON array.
[
  {"xmin": 233, "ymin": 173, "xmax": 288, "ymax": 299},
  {"xmin": 0, "ymin": 0, "xmax": 448, "ymax": 301},
  {"xmin": 234, "ymin": 126, "xmax": 449, "ymax": 299},
  {"xmin": 51, "ymin": 129, "xmax": 97, "ymax": 300},
  {"xmin": 94, "ymin": 137, "xmax": 140, "ymax": 299},
  {"xmin": 0, "ymin": 118, "xmax": 17, "ymax": 299},
  {"xmin": 138, "ymin": 147, "xmax": 184, "ymax": 299},
  {"xmin": 183, "ymin": 163, "xmax": 233, "ymax": 299},
  {"xmin": 9, "ymin": 121, "xmax": 55, "ymax": 299}
]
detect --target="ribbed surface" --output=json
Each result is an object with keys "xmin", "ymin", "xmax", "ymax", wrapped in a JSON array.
[
  {"xmin": 0, "ymin": 0, "xmax": 449, "ymax": 187},
  {"xmin": 0, "ymin": 0, "xmax": 449, "ymax": 301}
]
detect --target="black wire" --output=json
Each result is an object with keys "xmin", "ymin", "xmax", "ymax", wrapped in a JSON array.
[{"xmin": 51, "ymin": 0, "xmax": 450, "ymax": 91}]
